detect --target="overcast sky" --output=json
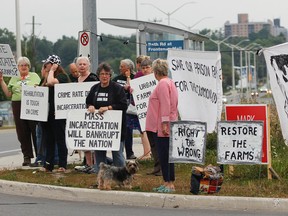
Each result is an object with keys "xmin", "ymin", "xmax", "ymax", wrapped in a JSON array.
[{"xmin": 0, "ymin": 0, "xmax": 287, "ymax": 42}]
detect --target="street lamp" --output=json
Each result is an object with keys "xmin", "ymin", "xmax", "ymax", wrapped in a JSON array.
[
  {"xmin": 141, "ymin": 2, "xmax": 196, "ymax": 26},
  {"xmin": 217, "ymin": 35, "xmax": 237, "ymax": 51},
  {"xmin": 231, "ymin": 39, "xmax": 249, "ymax": 91},
  {"xmin": 169, "ymin": 16, "xmax": 213, "ymax": 31}
]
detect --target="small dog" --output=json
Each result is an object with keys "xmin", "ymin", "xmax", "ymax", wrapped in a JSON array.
[{"xmin": 97, "ymin": 161, "xmax": 139, "ymax": 190}]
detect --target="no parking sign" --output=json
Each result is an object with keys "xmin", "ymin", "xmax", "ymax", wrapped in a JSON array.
[{"xmin": 78, "ymin": 31, "xmax": 91, "ymax": 58}]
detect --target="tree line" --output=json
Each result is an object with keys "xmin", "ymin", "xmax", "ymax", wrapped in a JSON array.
[{"xmin": 0, "ymin": 27, "xmax": 286, "ymax": 101}]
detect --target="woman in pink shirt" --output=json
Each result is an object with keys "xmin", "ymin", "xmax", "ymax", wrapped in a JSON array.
[{"xmin": 146, "ymin": 58, "xmax": 178, "ymax": 193}]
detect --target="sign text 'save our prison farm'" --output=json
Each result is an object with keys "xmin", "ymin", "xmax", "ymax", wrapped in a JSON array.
[{"xmin": 167, "ymin": 50, "xmax": 222, "ymax": 133}]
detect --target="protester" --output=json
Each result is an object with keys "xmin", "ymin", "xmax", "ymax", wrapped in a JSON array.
[
  {"xmin": 112, "ymin": 59, "xmax": 137, "ymax": 159},
  {"xmin": 134, "ymin": 56, "xmax": 152, "ymax": 160},
  {"xmin": 136, "ymin": 58, "xmax": 162, "ymax": 176},
  {"xmin": 147, "ymin": 59, "xmax": 178, "ymax": 193},
  {"xmin": 68, "ymin": 62, "xmax": 80, "ymax": 82},
  {"xmin": 75, "ymin": 56, "xmax": 98, "ymax": 172},
  {"xmin": 40, "ymin": 55, "xmax": 70, "ymax": 172},
  {"xmin": 0, "ymin": 56, "xmax": 40, "ymax": 166},
  {"xmin": 86, "ymin": 62, "xmax": 127, "ymax": 174},
  {"xmin": 30, "ymin": 63, "xmax": 59, "ymax": 167}
]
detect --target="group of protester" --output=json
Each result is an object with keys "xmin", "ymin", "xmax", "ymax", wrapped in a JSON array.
[{"xmin": 0, "ymin": 54, "xmax": 178, "ymax": 193}]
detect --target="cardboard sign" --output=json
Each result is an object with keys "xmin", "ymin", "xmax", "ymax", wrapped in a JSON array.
[
  {"xmin": 225, "ymin": 104, "xmax": 268, "ymax": 164},
  {"xmin": 217, "ymin": 121, "xmax": 263, "ymax": 165},
  {"xmin": 20, "ymin": 85, "xmax": 49, "ymax": 121},
  {"xmin": 130, "ymin": 73, "xmax": 157, "ymax": 131},
  {"xmin": 54, "ymin": 82, "xmax": 98, "ymax": 119},
  {"xmin": 66, "ymin": 109, "xmax": 122, "ymax": 151},
  {"xmin": 0, "ymin": 44, "xmax": 19, "ymax": 77},
  {"xmin": 169, "ymin": 121, "xmax": 207, "ymax": 164}
]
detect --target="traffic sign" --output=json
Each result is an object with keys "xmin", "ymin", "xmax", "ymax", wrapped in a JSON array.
[{"xmin": 78, "ymin": 31, "xmax": 91, "ymax": 57}]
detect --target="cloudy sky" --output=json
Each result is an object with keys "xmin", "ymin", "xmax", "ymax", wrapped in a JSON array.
[{"xmin": 0, "ymin": 0, "xmax": 287, "ymax": 42}]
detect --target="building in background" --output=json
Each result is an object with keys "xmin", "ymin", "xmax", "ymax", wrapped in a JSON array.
[{"xmin": 224, "ymin": 14, "xmax": 287, "ymax": 40}]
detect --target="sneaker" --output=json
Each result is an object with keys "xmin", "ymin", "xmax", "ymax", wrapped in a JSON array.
[
  {"xmin": 82, "ymin": 166, "xmax": 93, "ymax": 173},
  {"xmin": 29, "ymin": 162, "xmax": 42, "ymax": 167},
  {"xmin": 87, "ymin": 167, "xmax": 97, "ymax": 174},
  {"xmin": 127, "ymin": 154, "xmax": 137, "ymax": 160},
  {"xmin": 74, "ymin": 165, "xmax": 88, "ymax": 171}
]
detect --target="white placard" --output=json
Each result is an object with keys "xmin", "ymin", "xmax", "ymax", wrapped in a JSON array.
[
  {"xmin": 169, "ymin": 121, "xmax": 207, "ymax": 164},
  {"xmin": 167, "ymin": 49, "xmax": 223, "ymax": 133},
  {"xmin": 217, "ymin": 121, "xmax": 263, "ymax": 165},
  {"xmin": 263, "ymin": 43, "xmax": 288, "ymax": 146},
  {"xmin": 130, "ymin": 73, "xmax": 157, "ymax": 131},
  {"xmin": 54, "ymin": 81, "xmax": 98, "ymax": 119},
  {"xmin": 0, "ymin": 44, "xmax": 19, "ymax": 77},
  {"xmin": 66, "ymin": 109, "xmax": 122, "ymax": 151},
  {"xmin": 20, "ymin": 85, "xmax": 49, "ymax": 121}
]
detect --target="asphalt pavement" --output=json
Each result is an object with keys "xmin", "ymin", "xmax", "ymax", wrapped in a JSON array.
[{"xmin": 0, "ymin": 132, "xmax": 287, "ymax": 213}]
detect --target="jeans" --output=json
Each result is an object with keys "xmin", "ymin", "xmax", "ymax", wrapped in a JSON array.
[
  {"xmin": 93, "ymin": 141, "xmax": 125, "ymax": 174},
  {"xmin": 35, "ymin": 123, "xmax": 59, "ymax": 165}
]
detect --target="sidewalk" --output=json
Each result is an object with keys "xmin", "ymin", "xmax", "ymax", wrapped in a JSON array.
[{"xmin": 0, "ymin": 136, "xmax": 288, "ymax": 213}]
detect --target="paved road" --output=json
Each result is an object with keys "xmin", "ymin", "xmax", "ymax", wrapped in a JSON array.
[{"xmin": 2, "ymin": 192, "xmax": 287, "ymax": 216}]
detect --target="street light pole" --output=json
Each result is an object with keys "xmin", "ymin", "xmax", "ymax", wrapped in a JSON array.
[
  {"xmin": 231, "ymin": 39, "xmax": 249, "ymax": 91},
  {"xmin": 170, "ymin": 16, "xmax": 212, "ymax": 31},
  {"xmin": 141, "ymin": 2, "xmax": 196, "ymax": 25},
  {"xmin": 217, "ymin": 35, "xmax": 237, "ymax": 51},
  {"xmin": 135, "ymin": 0, "xmax": 139, "ymax": 57}
]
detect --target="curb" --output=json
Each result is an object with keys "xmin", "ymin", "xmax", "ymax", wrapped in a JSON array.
[{"xmin": 0, "ymin": 180, "xmax": 287, "ymax": 212}]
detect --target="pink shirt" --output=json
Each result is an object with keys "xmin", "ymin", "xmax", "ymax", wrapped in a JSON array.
[{"xmin": 145, "ymin": 77, "xmax": 178, "ymax": 137}]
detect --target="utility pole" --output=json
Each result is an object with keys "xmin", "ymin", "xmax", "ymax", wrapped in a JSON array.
[
  {"xmin": 83, "ymin": 0, "xmax": 98, "ymax": 74},
  {"xmin": 26, "ymin": 16, "xmax": 41, "ymax": 72}
]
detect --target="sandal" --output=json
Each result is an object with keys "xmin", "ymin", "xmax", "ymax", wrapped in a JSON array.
[
  {"xmin": 152, "ymin": 185, "xmax": 166, "ymax": 192},
  {"xmin": 57, "ymin": 167, "xmax": 66, "ymax": 172},
  {"xmin": 137, "ymin": 151, "xmax": 152, "ymax": 160},
  {"xmin": 157, "ymin": 187, "xmax": 175, "ymax": 193}
]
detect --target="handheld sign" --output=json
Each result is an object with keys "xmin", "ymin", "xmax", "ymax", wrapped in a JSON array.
[
  {"xmin": 20, "ymin": 85, "xmax": 49, "ymax": 121},
  {"xmin": 0, "ymin": 44, "xmax": 19, "ymax": 77},
  {"xmin": 169, "ymin": 121, "xmax": 207, "ymax": 164},
  {"xmin": 217, "ymin": 121, "xmax": 263, "ymax": 165},
  {"xmin": 66, "ymin": 109, "xmax": 122, "ymax": 151},
  {"xmin": 130, "ymin": 73, "xmax": 157, "ymax": 131},
  {"xmin": 54, "ymin": 82, "xmax": 98, "ymax": 119}
]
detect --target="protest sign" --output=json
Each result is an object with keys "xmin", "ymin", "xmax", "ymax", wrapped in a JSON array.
[
  {"xmin": 169, "ymin": 121, "xmax": 207, "ymax": 164},
  {"xmin": 130, "ymin": 73, "xmax": 157, "ymax": 131},
  {"xmin": 217, "ymin": 121, "xmax": 263, "ymax": 165},
  {"xmin": 263, "ymin": 43, "xmax": 288, "ymax": 146},
  {"xmin": 66, "ymin": 109, "xmax": 122, "ymax": 151},
  {"xmin": 0, "ymin": 44, "xmax": 19, "ymax": 77},
  {"xmin": 20, "ymin": 85, "xmax": 49, "ymax": 121},
  {"xmin": 225, "ymin": 104, "xmax": 268, "ymax": 164},
  {"xmin": 167, "ymin": 49, "xmax": 222, "ymax": 133},
  {"xmin": 54, "ymin": 81, "xmax": 98, "ymax": 119}
]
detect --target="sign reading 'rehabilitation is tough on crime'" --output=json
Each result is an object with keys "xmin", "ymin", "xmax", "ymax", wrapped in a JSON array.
[
  {"xmin": 66, "ymin": 109, "xmax": 122, "ymax": 151},
  {"xmin": 217, "ymin": 121, "xmax": 264, "ymax": 165},
  {"xmin": 169, "ymin": 121, "xmax": 207, "ymax": 164}
]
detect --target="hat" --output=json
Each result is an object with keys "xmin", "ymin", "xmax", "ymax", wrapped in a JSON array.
[{"xmin": 42, "ymin": 55, "xmax": 61, "ymax": 65}]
